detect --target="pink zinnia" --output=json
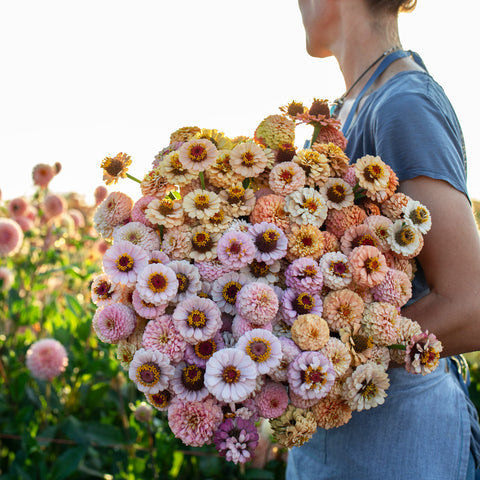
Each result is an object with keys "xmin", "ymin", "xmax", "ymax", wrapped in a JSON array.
[
  {"xmin": 168, "ymin": 397, "xmax": 223, "ymax": 447},
  {"xmin": 178, "ymin": 138, "xmax": 218, "ymax": 172},
  {"xmin": 184, "ymin": 332, "xmax": 225, "ymax": 368},
  {"xmin": 361, "ymin": 301, "xmax": 399, "ymax": 347},
  {"xmin": 247, "ymin": 221, "xmax": 288, "ymax": 265},
  {"xmin": 249, "ymin": 194, "xmax": 290, "ymax": 232},
  {"xmin": 195, "ymin": 260, "xmax": 234, "ymax": 282},
  {"xmin": 43, "ymin": 194, "xmax": 67, "ymax": 219},
  {"xmin": 131, "ymin": 195, "xmax": 157, "ymax": 228},
  {"xmin": 131, "ymin": 288, "xmax": 167, "ymax": 319},
  {"xmin": 322, "ymin": 288, "xmax": 365, "ymax": 331},
  {"xmin": 281, "ymin": 288, "xmax": 323, "ymax": 326},
  {"xmin": 26, "ymin": 338, "xmax": 68, "ymax": 380},
  {"xmin": 284, "ymin": 257, "xmax": 323, "ymax": 294},
  {"xmin": 90, "ymin": 273, "xmax": 123, "ymax": 307},
  {"xmin": 255, "ymin": 380, "xmax": 289, "ymax": 419},
  {"xmin": 269, "ymin": 337, "xmax": 301, "ymax": 383},
  {"xmin": 371, "ymin": 268, "xmax": 412, "ymax": 308},
  {"xmin": 348, "ymin": 245, "xmax": 388, "ymax": 288},
  {"xmin": 287, "ymin": 351, "xmax": 335, "ymax": 401},
  {"xmin": 171, "ymin": 362, "xmax": 209, "ymax": 402},
  {"xmin": 172, "ymin": 296, "xmax": 222, "ymax": 344},
  {"xmin": 340, "ymin": 224, "xmax": 379, "ymax": 256},
  {"xmin": 324, "ymin": 205, "xmax": 367, "ymax": 239},
  {"xmin": 103, "ymin": 240, "xmax": 149, "ymax": 287},
  {"xmin": 32, "ymin": 163, "xmax": 55, "ymax": 188},
  {"xmin": 235, "ymin": 282, "xmax": 279, "ymax": 326},
  {"xmin": 92, "ymin": 303, "xmax": 137, "ymax": 344},
  {"xmin": 129, "ymin": 348, "xmax": 174, "ymax": 394},
  {"xmin": 141, "ymin": 315, "xmax": 186, "ymax": 364},
  {"xmin": 405, "ymin": 331, "xmax": 443, "ymax": 375},
  {"xmin": 217, "ymin": 230, "xmax": 256, "ymax": 270},
  {"xmin": 268, "ymin": 161, "xmax": 306, "ymax": 196},
  {"xmin": 94, "ymin": 191, "xmax": 134, "ymax": 238},
  {"xmin": 0, "ymin": 218, "xmax": 24, "ymax": 256},
  {"xmin": 136, "ymin": 263, "xmax": 179, "ymax": 306},
  {"xmin": 231, "ymin": 314, "xmax": 273, "ymax": 341},
  {"xmin": 148, "ymin": 250, "xmax": 170, "ymax": 265}
]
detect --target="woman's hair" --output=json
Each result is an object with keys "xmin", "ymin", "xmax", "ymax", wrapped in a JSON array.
[{"xmin": 365, "ymin": 0, "xmax": 417, "ymax": 14}]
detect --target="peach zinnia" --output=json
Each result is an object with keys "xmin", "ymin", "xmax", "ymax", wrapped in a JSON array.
[
  {"xmin": 179, "ymin": 138, "xmax": 218, "ymax": 172},
  {"xmin": 348, "ymin": 245, "xmax": 388, "ymax": 288}
]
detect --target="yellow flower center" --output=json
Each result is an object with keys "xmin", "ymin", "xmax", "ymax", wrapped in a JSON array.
[
  {"xmin": 395, "ymin": 225, "xmax": 416, "ymax": 246},
  {"xmin": 188, "ymin": 143, "xmax": 208, "ymax": 162},
  {"xmin": 194, "ymin": 339, "xmax": 216, "ymax": 360},
  {"xmin": 279, "ymin": 168, "xmax": 294, "ymax": 183},
  {"xmin": 302, "ymin": 198, "xmax": 319, "ymax": 213},
  {"xmin": 158, "ymin": 198, "xmax": 175, "ymax": 215},
  {"xmin": 181, "ymin": 365, "xmax": 204, "ymax": 390},
  {"xmin": 176, "ymin": 273, "xmax": 188, "ymax": 293},
  {"xmin": 250, "ymin": 259, "xmax": 271, "ymax": 277},
  {"xmin": 421, "ymin": 348, "xmax": 439, "ymax": 367},
  {"xmin": 136, "ymin": 362, "xmax": 161, "ymax": 387},
  {"xmin": 170, "ymin": 153, "xmax": 184, "ymax": 172},
  {"xmin": 295, "ymin": 293, "xmax": 315, "ymax": 314},
  {"xmin": 241, "ymin": 151, "xmax": 255, "ymax": 166},
  {"xmin": 360, "ymin": 381, "xmax": 378, "ymax": 399},
  {"xmin": 364, "ymin": 163, "xmax": 384, "ymax": 181},
  {"xmin": 187, "ymin": 309, "xmax": 207, "ymax": 328},
  {"xmin": 148, "ymin": 391, "xmax": 170, "ymax": 409},
  {"xmin": 222, "ymin": 365, "xmax": 241, "ymax": 384},
  {"xmin": 303, "ymin": 365, "xmax": 327, "ymax": 389},
  {"xmin": 246, "ymin": 338, "xmax": 272, "ymax": 363},
  {"xmin": 209, "ymin": 210, "xmax": 225, "ymax": 225},
  {"xmin": 194, "ymin": 193, "xmax": 210, "ymax": 209},
  {"xmin": 302, "ymin": 266, "xmax": 317, "ymax": 277},
  {"xmin": 148, "ymin": 272, "xmax": 168, "ymax": 293},
  {"xmin": 116, "ymin": 253, "xmax": 134, "ymax": 272},
  {"xmin": 365, "ymin": 256, "xmax": 381, "ymax": 274},
  {"xmin": 327, "ymin": 183, "xmax": 346, "ymax": 203},
  {"xmin": 222, "ymin": 281, "xmax": 241, "ymax": 304},
  {"xmin": 228, "ymin": 186, "xmax": 245, "ymax": 203},
  {"xmin": 192, "ymin": 231, "xmax": 212, "ymax": 252},
  {"xmin": 410, "ymin": 206, "xmax": 429, "ymax": 225}
]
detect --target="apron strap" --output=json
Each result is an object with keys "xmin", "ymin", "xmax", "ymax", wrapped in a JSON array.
[{"xmin": 342, "ymin": 49, "xmax": 411, "ymax": 136}]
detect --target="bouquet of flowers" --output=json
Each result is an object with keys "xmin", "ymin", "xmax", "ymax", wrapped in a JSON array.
[{"xmin": 90, "ymin": 99, "xmax": 441, "ymax": 464}]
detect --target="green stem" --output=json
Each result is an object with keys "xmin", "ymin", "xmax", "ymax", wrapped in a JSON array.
[
  {"xmin": 126, "ymin": 173, "xmax": 142, "ymax": 184},
  {"xmin": 388, "ymin": 344, "xmax": 407, "ymax": 350},
  {"xmin": 159, "ymin": 225, "xmax": 164, "ymax": 242},
  {"xmin": 311, "ymin": 124, "xmax": 322, "ymax": 145},
  {"xmin": 199, "ymin": 171, "xmax": 206, "ymax": 190}
]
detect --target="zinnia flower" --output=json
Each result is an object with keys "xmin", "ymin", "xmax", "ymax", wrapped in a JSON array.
[
  {"xmin": 249, "ymin": 194, "xmax": 290, "ymax": 232},
  {"xmin": 254, "ymin": 114, "xmax": 296, "ymax": 150},
  {"xmin": 320, "ymin": 337, "xmax": 351, "ymax": 377},
  {"xmin": 269, "ymin": 161, "xmax": 306, "ymax": 196},
  {"xmin": 101, "ymin": 152, "xmax": 132, "ymax": 185},
  {"xmin": 103, "ymin": 240, "xmax": 149, "ymax": 287},
  {"xmin": 94, "ymin": 185, "xmax": 108, "ymax": 205},
  {"xmin": 405, "ymin": 331, "xmax": 442, "ymax": 375},
  {"xmin": 0, "ymin": 218, "xmax": 24, "ymax": 256},
  {"xmin": 281, "ymin": 288, "xmax": 323, "ymax": 326},
  {"xmin": 184, "ymin": 332, "xmax": 225, "ymax": 368},
  {"xmin": 178, "ymin": 138, "xmax": 218, "ymax": 172},
  {"xmin": 286, "ymin": 224, "xmax": 324, "ymax": 261},
  {"xmin": 255, "ymin": 380, "xmax": 289, "ymax": 419},
  {"xmin": 292, "ymin": 148, "xmax": 331, "ymax": 188},
  {"xmin": 287, "ymin": 351, "xmax": 335, "ymax": 401},
  {"xmin": 269, "ymin": 337, "xmax": 301, "ymax": 383},
  {"xmin": 361, "ymin": 301, "xmax": 399, "ymax": 347},
  {"xmin": 189, "ymin": 225, "xmax": 221, "ymax": 262},
  {"xmin": 183, "ymin": 189, "xmax": 221, "ymax": 221},
  {"xmin": 8, "ymin": 197, "xmax": 28, "ymax": 218},
  {"xmin": 129, "ymin": 348, "xmax": 174, "ymax": 394},
  {"xmin": 217, "ymin": 230, "xmax": 256, "ymax": 270},
  {"xmin": 93, "ymin": 192, "xmax": 134, "ymax": 238},
  {"xmin": 403, "ymin": 199, "xmax": 432, "ymax": 234},
  {"xmin": 145, "ymin": 389, "xmax": 172, "ymax": 412},
  {"xmin": 131, "ymin": 195, "xmax": 157, "ymax": 228},
  {"xmin": 230, "ymin": 141, "xmax": 268, "ymax": 177},
  {"xmin": 342, "ymin": 362, "xmax": 390, "ymax": 411},
  {"xmin": 381, "ymin": 192, "xmax": 410, "ymax": 220},
  {"xmin": 136, "ymin": 263, "xmax": 179, "ymax": 306},
  {"xmin": 340, "ymin": 224, "xmax": 379, "ymax": 255},
  {"xmin": 322, "ymin": 288, "xmax": 364, "ymax": 331},
  {"xmin": 348, "ymin": 245, "xmax": 388, "ymax": 288},
  {"xmin": 324, "ymin": 204, "xmax": 367, "ymax": 239},
  {"xmin": 168, "ymin": 397, "xmax": 223, "ymax": 447},
  {"xmin": 386, "ymin": 219, "xmax": 423, "ymax": 259},
  {"xmin": 218, "ymin": 185, "xmax": 256, "ymax": 218},
  {"xmin": 145, "ymin": 197, "xmax": 184, "ymax": 229},
  {"xmin": 284, "ymin": 187, "xmax": 328, "ymax": 227},
  {"xmin": 26, "ymin": 338, "xmax": 68, "ymax": 380},
  {"xmin": 320, "ymin": 178, "xmax": 354, "ymax": 210},
  {"xmin": 291, "ymin": 314, "xmax": 330, "ymax": 351},
  {"xmin": 204, "ymin": 348, "xmax": 258, "ymax": 403},
  {"xmin": 269, "ymin": 404, "xmax": 317, "ymax": 448},
  {"xmin": 161, "ymin": 225, "xmax": 192, "ymax": 260},
  {"xmin": 284, "ymin": 257, "xmax": 324, "ymax": 294},
  {"xmin": 131, "ymin": 289, "xmax": 166, "ymax": 319},
  {"xmin": 235, "ymin": 282, "xmax": 279, "ymax": 326},
  {"xmin": 113, "ymin": 221, "xmax": 160, "ymax": 251},
  {"xmin": 311, "ymin": 394, "xmax": 352, "ymax": 429},
  {"xmin": 141, "ymin": 315, "xmax": 187, "ymax": 364},
  {"xmin": 167, "ymin": 260, "xmax": 202, "ymax": 302},
  {"xmin": 247, "ymin": 222, "xmax": 288, "ymax": 265},
  {"xmin": 354, "ymin": 155, "xmax": 390, "ymax": 195},
  {"xmin": 213, "ymin": 417, "xmax": 259, "ymax": 464},
  {"xmin": 211, "ymin": 271, "xmax": 252, "ymax": 315},
  {"xmin": 92, "ymin": 303, "xmax": 137, "ymax": 344},
  {"xmin": 172, "ymin": 296, "xmax": 222, "ymax": 344},
  {"xmin": 171, "ymin": 362, "xmax": 209, "ymax": 402},
  {"xmin": 371, "ymin": 268, "xmax": 412, "ymax": 308},
  {"xmin": 236, "ymin": 328, "xmax": 282, "ymax": 375},
  {"xmin": 318, "ymin": 251, "xmax": 352, "ymax": 290}
]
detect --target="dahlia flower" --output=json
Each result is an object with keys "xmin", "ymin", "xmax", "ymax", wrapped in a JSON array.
[{"xmin": 26, "ymin": 338, "xmax": 68, "ymax": 380}]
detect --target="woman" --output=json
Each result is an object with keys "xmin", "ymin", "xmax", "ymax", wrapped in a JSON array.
[{"xmin": 287, "ymin": 1, "xmax": 480, "ymax": 478}]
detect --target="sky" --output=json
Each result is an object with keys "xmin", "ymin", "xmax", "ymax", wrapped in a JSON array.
[{"xmin": 1, "ymin": 0, "xmax": 479, "ymax": 204}]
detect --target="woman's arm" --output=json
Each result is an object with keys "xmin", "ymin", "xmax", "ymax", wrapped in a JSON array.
[{"xmin": 400, "ymin": 175, "xmax": 480, "ymax": 356}]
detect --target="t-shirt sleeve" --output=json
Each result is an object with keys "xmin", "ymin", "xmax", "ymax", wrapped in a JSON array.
[{"xmin": 371, "ymin": 89, "xmax": 468, "ymax": 196}]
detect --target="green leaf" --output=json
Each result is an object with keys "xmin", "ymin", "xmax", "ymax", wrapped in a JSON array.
[
  {"xmin": 244, "ymin": 468, "xmax": 275, "ymax": 479},
  {"xmin": 50, "ymin": 446, "xmax": 87, "ymax": 480},
  {"xmin": 65, "ymin": 294, "xmax": 84, "ymax": 318},
  {"xmin": 84, "ymin": 422, "xmax": 125, "ymax": 447},
  {"xmin": 37, "ymin": 424, "xmax": 58, "ymax": 447}
]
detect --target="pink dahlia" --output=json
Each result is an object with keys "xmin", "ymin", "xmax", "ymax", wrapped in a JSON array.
[
  {"xmin": 204, "ymin": 348, "xmax": 258, "ymax": 403},
  {"xmin": 284, "ymin": 257, "xmax": 323, "ymax": 295},
  {"xmin": 0, "ymin": 218, "xmax": 24, "ymax": 256},
  {"xmin": 141, "ymin": 315, "xmax": 186, "ymax": 364},
  {"xmin": 26, "ymin": 338, "xmax": 68, "ymax": 380},
  {"xmin": 136, "ymin": 263, "xmax": 178, "ymax": 306},
  {"xmin": 236, "ymin": 328, "xmax": 282, "ymax": 375},
  {"xmin": 287, "ymin": 351, "xmax": 335, "ymax": 401},
  {"xmin": 255, "ymin": 380, "xmax": 289, "ymax": 419},
  {"xmin": 213, "ymin": 417, "xmax": 259, "ymax": 464},
  {"xmin": 171, "ymin": 362, "xmax": 209, "ymax": 401},
  {"xmin": 129, "ymin": 348, "xmax": 174, "ymax": 394},
  {"xmin": 235, "ymin": 282, "xmax": 279, "ymax": 326},
  {"xmin": 217, "ymin": 230, "xmax": 256, "ymax": 270},
  {"xmin": 103, "ymin": 240, "xmax": 149, "ymax": 287},
  {"xmin": 168, "ymin": 397, "xmax": 223, "ymax": 447},
  {"xmin": 247, "ymin": 221, "xmax": 288, "ymax": 265},
  {"xmin": 32, "ymin": 163, "xmax": 55, "ymax": 188},
  {"xmin": 172, "ymin": 296, "xmax": 222, "ymax": 344},
  {"xmin": 92, "ymin": 303, "xmax": 137, "ymax": 344}
]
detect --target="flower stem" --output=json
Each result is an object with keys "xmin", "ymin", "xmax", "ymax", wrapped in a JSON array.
[
  {"xmin": 388, "ymin": 344, "xmax": 407, "ymax": 350},
  {"xmin": 126, "ymin": 173, "xmax": 142, "ymax": 184},
  {"xmin": 311, "ymin": 124, "xmax": 322, "ymax": 145},
  {"xmin": 199, "ymin": 171, "xmax": 206, "ymax": 190}
]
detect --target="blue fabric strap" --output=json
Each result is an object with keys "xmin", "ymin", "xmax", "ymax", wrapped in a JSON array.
[{"xmin": 342, "ymin": 49, "xmax": 410, "ymax": 136}]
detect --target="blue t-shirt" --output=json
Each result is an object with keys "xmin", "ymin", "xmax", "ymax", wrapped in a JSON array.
[{"xmin": 343, "ymin": 66, "xmax": 469, "ymax": 303}]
